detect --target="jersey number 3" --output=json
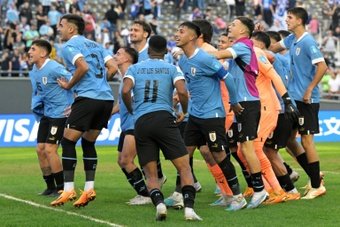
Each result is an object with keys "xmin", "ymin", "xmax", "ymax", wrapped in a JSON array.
[{"xmin": 144, "ymin": 80, "xmax": 159, "ymax": 103}]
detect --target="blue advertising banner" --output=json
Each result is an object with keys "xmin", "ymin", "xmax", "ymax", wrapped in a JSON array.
[{"xmin": 0, "ymin": 111, "xmax": 339, "ymax": 147}]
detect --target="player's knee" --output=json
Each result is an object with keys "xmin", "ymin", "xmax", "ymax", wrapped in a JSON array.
[
  {"xmin": 81, "ymin": 137, "xmax": 96, "ymax": 157},
  {"xmin": 61, "ymin": 138, "xmax": 76, "ymax": 158},
  {"xmin": 36, "ymin": 144, "xmax": 45, "ymax": 156}
]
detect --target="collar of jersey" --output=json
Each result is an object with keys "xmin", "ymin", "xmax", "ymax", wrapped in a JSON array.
[
  {"xmin": 294, "ymin": 32, "xmax": 308, "ymax": 44},
  {"xmin": 188, "ymin": 48, "xmax": 199, "ymax": 59},
  {"xmin": 37, "ymin": 59, "xmax": 50, "ymax": 70}
]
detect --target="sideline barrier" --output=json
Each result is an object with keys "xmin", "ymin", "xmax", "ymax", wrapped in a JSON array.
[{"xmin": 0, "ymin": 111, "xmax": 339, "ymax": 147}]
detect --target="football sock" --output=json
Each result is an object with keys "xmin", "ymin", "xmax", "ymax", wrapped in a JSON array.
[
  {"xmin": 43, "ymin": 174, "xmax": 55, "ymax": 189},
  {"xmin": 61, "ymin": 138, "xmax": 77, "ymax": 182},
  {"xmin": 149, "ymin": 188, "xmax": 164, "ymax": 206},
  {"xmin": 84, "ymin": 181, "xmax": 94, "ymax": 191},
  {"xmin": 309, "ymin": 161, "xmax": 321, "ymax": 188},
  {"xmin": 207, "ymin": 164, "xmax": 233, "ymax": 196},
  {"xmin": 232, "ymin": 151, "xmax": 252, "ymax": 187},
  {"xmin": 129, "ymin": 168, "xmax": 149, "ymax": 197},
  {"xmin": 296, "ymin": 153, "xmax": 311, "ymax": 177},
  {"xmin": 122, "ymin": 168, "xmax": 134, "ymax": 188},
  {"xmin": 277, "ymin": 174, "xmax": 295, "ymax": 192},
  {"xmin": 283, "ymin": 162, "xmax": 293, "ymax": 175},
  {"xmin": 157, "ymin": 159, "xmax": 164, "ymax": 179},
  {"xmin": 175, "ymin": 172, "xmax": 181, "ymax": 193},
  {"xmin": 257, "ymin": 149, "xmax": 282, "ymax": 193},
  {"xmin": 52, "ymin": 171, "xmax": 64, "ymax": 191},
  {"xmin": 251, "ymin": 172, "xmax": 265, "ymax": 192},
  {"xmin": 82, "ymin": 138, "xmax": 97, "ymax": 182},
  {"xmin": 217, "ymin": 157, "xmax": 241, "ymax": 195},
  {"xmin": 182, "ymin": 185, "xmax": 196, "ymax": 208}
]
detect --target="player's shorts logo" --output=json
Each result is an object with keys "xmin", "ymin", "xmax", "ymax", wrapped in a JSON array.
[
  {"xmin": 238, "ymin": 123, "xmax": 242, "ymax": 132},
  {"xmin": 227, "ymin": 129, "xmax": 233, "ymax": 138},
  {"xmin": 42, "ymin": 77, "xmax": 48, "ymax": 85},
  {"xmin": 209, "ymin": 131, "xmax": 217, "ymax": 142},
  {"xmin": 50, "ymin": 126, "xmax": 58, "ymax": 135},
  {"xmin": 295, "ymin": 48, "xmax": 301, "ymax": 56},
  {"xmin": 267, "ymin": 132, "xmax": 274, "ymax": 139},
  {"xmin": 298, "ymin": 117, "xmax": 304, "ymax": 126},
  {"xmin": 191, "ymin": 67, "xmax": 196, "ymax": 76}
]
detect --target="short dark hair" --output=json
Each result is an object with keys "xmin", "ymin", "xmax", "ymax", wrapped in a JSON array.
[
  {"xmin": 31, "ymin": 39, "xmax": 52, "ymax": 55},
  {"xmin": 179, "ymin": 21, "xmax": 201, "ymax": 38},
  {"xmin": 148, "ymin": 35, "xmax": 167, "ymax": 54},
  {"xmin": 252, "ymin": 31, "xmax": 271, "ymax": 49},
  {"xmin": 278, "ymin": 30, "xmax": 291, "ymax": 38},
  {"xmin": 133, "ymin": 20, "xmax": 152, "ymax": 38},
  {"xmin": 266, "ymin": 31, "xmax": 281, "ymax": 42},
  {"xmin": 236, "ymin": 16, "xmax": 255, "ymax": 37},
  {"xmin": 123, "ymin": 47, "xmax": 138, "ymax": 64},
  {"xmin": 287, "ymin": 7, "xmax": 309, "ymax": 25},
  {"xmin": 192, "ymin": 19, "xmax": 213, "ymax": 43},
  {"xmin": 60, "ymin": 14, "xmax": 85, "ymax": 35}
]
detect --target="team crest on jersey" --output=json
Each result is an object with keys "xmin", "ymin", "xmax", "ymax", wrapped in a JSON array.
[
  {"xmin": 295, "ymin": 48, "xmax": 301, "ymax": 56},
  {"xmin": 42, "ymin": 77, "xmax": 48, "ymax": 85},
  {"xmin": 50, "ymin": 126, "xmax": 58, "ymax": 135},
  {"xmin": 209, "ymin": 132, "xmax": 217, "ymax": 142},
  {"xmin": 227, "ymin": 129, "xmax": 233, "ymax": 138},
  {"xmin": 191, "ymin": 67, "xmax": 196, "ymax": 76},
  {"xmin": 298, "ymin": 117, "xmax": 304, "ymax": 126}
]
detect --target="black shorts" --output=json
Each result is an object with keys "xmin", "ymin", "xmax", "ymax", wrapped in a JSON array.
[
  {"xmin": 135, "ymin": 111, "xmax": 188, "ymax": 166},
  {"xmin": 177, "ymin": 121, "xmax": 187, "ymax": 139},
  {"xmin": 264, "ymin": 113, "xmax": 292, "ymax": 149},
  {"xmin": 184, "ymin": 115, "xmax": 227, "ymax": 152},
  {"xmin": 117, "ymin": 130, "xmax": 134, "ymax": 152},
  {"xmin": 227, "ymin": 122, "xmax": 239, "ymax": 148},
  {"xmin": 235, "ymin": 101, "xmax": 260, "ymax": 142},
  {"xmin": 66, "ymin": 97, "xmax": 114, "ymax": 132},
  {"xmin": 295, "ymin": 101, "xmax": 320, "ymax": 135},
  {"xmin": 37, "ymin": 116, "xmax": 67, "ymax": 144}
]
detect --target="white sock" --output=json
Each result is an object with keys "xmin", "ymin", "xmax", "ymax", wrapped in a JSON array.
[
  {"xmin": 84, "ymin": 181, "xmax": 94, "ymax": 191},
  {"xmin": 64, "ymin": 182, "xmax": 74, "ymax": 192},
  {"xmin": 288, "ymin": 188, "xmax": 298, "ymax": 193}
]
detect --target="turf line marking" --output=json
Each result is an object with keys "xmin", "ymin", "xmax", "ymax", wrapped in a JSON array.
[{"xmin": 0, "ymin": 193, "xmax": 123, "ymax": 227}]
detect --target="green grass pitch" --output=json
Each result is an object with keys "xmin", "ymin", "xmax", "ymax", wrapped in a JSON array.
[{"xmin": 0, "ymin": 143, "xmax": 339, "ymax": 226}]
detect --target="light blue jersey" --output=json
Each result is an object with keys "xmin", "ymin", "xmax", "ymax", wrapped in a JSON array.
[
  {"xmin": 61, "ymin": 35, "xmax": 114, "ymax": 101},
  {"xmin": 281, "ymin": 33, "xmax": 325, "ymax": 103},
  {"xmin": 178, "ymin": 48, "xmax": 227, "ymax": 119},
  {"xmin": 272, "ymin": 52, "xmax": 291, "ymax": 112},
  {"xmin": 118, "ymin": 81, "xmax": 134, "ymax": 131},
  {"xmin": 29, "ymin": 59, "xmax": 74, "ymax": 119},
  {"xmin": 227, "ymin": 40, "xmax": 260, "ymax": 102},
  {"xmin": 124, "ymin": 58, "xmax": 184, "ymax": 121}
]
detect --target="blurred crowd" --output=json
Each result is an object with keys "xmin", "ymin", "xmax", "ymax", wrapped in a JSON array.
[{"xmin": 0, "ymin": 0, "xmax": 339, "ymax": 97}]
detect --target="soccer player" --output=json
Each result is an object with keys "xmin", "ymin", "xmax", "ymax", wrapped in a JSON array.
[
  {"xmin": 175, "ymin": 21, "xmax": 247, "ymax": 211},
  {"xmin": 28, "ymin": 39, "xmax": 73, "ymax": 197},
  {"xmin": 249, "ymin": 31, "xmax": 300, "ymax": 203},
  {"xmin": 111, "ymin": 47, "xmax": 152, "ymax": 205},
  {"xmin": 129, "ymin": 20, "xmax": 167, "ymax": 185},
  {"xmin": 122, "ymin": 35, "xmax": 202, "ymax": 221},
  {"xmin": 270, "ymin": 7, "xmax": 328, "ymax": 199},
  {"xmin": 50, "ymin": 14, "xmax": 117, "ymax": 207},
  {"xmin": 212, "ymin": 17, "xmax": 268, "ymax": 208}
]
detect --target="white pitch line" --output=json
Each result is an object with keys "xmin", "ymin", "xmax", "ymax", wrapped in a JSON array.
[{"xmin": 0, "ymin": 193, "xmax": 123, "ymax": 227}]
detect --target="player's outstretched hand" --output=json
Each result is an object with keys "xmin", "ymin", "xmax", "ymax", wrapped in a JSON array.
[{"xmin": 231, "ymin": 103, "xmax": 244, "ymax": 115}]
